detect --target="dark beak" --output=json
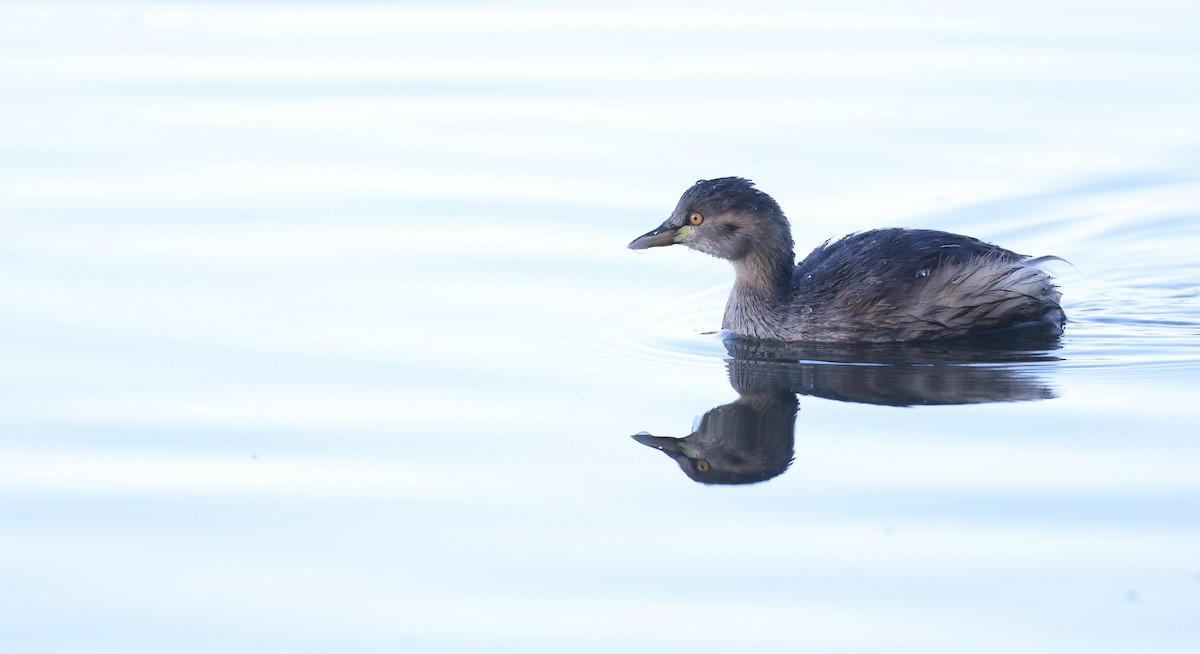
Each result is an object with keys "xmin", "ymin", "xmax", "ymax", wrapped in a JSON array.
[
  {"xmin": 631, "ymin": 432, "xmax": 688, "ymax": 456},
  {"xmin": 627, "ymin": 225, "xmax": 678, "ymax": 250}
]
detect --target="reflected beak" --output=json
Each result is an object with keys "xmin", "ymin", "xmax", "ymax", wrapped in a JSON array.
[
  {"xmin": 628, "ymin": 225, "xmax": 680, "ymax": 250},
  {"xmin": 631, "ymin": 432, "xmax": 691, "ymax": 457}
]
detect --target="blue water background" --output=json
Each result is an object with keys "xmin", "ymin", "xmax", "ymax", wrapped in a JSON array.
[{"xmin": 2, "ymin": 2, "xmax": 1200, "ymax": 652}]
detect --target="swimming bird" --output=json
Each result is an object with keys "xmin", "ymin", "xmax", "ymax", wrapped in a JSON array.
[{"xmin": 628, "ymin": 177, "xmax": 1064, "ymax": 343}]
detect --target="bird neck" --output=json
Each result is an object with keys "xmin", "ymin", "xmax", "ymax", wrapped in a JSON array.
[
  {"xmin": 731, "ymin": 243, "xmax": 794, "ymax": 299},
  {"xmin": 723, "ymin": 243, "xmax": 795, "ymax": 337}
]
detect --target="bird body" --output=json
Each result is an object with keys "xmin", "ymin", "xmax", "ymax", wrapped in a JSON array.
[{"xmin": 629, "ymin": 178, "xmax": 1064, "ymax": 343}]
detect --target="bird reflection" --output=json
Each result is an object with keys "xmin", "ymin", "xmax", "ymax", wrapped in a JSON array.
[{"xmin": 633, "ymin": 327, "xmax": 1063, "ymax": 485}]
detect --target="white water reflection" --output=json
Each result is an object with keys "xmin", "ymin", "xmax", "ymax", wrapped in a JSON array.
[{"xmin": 3, "ymin": 1, "xmax": 1200, "ymax": 653}]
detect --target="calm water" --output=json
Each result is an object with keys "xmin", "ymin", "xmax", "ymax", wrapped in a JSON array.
[{"xmin": 3, "ymin": 2, "xmax": 1200, "ymax": 652}]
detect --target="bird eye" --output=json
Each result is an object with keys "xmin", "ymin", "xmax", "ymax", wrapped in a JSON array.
[
  {"xmin": 695, "ymin": 459, "xmax": 711, "ymax": 472},
  {"xmin": 689, "ymin": 212, "xmax": 704, "ymax": 226}
]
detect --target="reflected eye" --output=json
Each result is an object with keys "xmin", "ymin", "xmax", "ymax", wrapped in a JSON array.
[
  {"xmin": 689, "ymin": 212, "xmax": 704, "ymax": 226},
  {"xmin": 695, "ymin": 459, "xmax": 711, "ymax": 472}
]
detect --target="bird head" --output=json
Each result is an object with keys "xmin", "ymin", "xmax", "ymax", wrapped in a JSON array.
[{"xmin": 627, "ymin": 177, "xmax": 791, "ymax": 261}]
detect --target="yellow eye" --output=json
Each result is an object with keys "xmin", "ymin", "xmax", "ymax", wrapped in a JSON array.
[
  {"xmin": 689, "ymin": 212, "xmax": 704, "ymax": 225},
  {"xmin": 695, "ymin": 459, "xmax": 711, "ymax": 472}
]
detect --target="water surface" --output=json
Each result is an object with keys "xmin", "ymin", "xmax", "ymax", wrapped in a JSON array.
[{"xmin": 3, "ymin": 2, "xmax": 1200, "ymax": 652}]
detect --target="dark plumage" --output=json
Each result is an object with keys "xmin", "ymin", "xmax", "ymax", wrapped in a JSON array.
[{"xmin": 628, "ymin": 177, "xmax": 1065, "ymax": 343}]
